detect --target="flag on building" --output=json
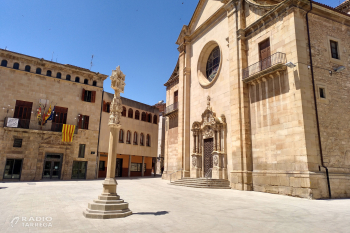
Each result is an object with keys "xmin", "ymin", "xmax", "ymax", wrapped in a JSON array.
[
  {"xmin": 46, "ymin": 106, "xmax": 55, "ymax": 122},
  {"xmin": 62, "ymin": 124, "xmax": 75, "ymax": 142},
  {"xmin": 44, "ymin": 105, "xmax": 52, "ymax": 123},
  {"xmin": 37, "ymin": 103, "xmax": 42, "ymax": 121}
]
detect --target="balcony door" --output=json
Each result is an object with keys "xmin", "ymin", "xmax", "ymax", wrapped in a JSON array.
[
  {"xmin": 14, "ymin": 100, "xmax": 32, "ymax": 129},
  {"xmin": 259, "ymin": 39, "xmax": 271, "ymax": 71},
  {"xmin": 51, "ymin": 106, "xmax": 68, "ymax": 132}
]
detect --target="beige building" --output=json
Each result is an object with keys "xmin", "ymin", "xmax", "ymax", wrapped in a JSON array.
[
  {"xmin": 0, "ymin": 49, "xmax": 108, "ymax": 181},
  {"xmin": 163, "ymin": 0, "xmax": 350, "ymax": 199},
  {"xmin": 98, "ymin": 92, "xmax": 159, "ymax": 178}
]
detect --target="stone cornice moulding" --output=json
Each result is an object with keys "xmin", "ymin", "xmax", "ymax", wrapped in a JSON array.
[
  {"xmin": 0, "ymin": 66, "xmax": 104, "ymax": 89},
  {"xmin": 0, "ymin": 50, "xmax": 108, "ymax": 81},
  {"xmin": 243, "ymin": 0, "xmax": 350, "ymax": 39}
]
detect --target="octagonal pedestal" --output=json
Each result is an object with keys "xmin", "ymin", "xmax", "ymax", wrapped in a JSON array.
[{"xmin": 83, "ymin": 194, "xmax": 132, "ymax": 219}]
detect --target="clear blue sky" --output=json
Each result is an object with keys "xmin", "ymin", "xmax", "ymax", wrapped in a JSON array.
[{"xmin": 0, "ymin": 0, "xmax": 339, "ymax": 106}]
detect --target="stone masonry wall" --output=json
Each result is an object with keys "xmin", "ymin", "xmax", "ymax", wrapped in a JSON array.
[{"xmin": 308, "ymin": 13, "xmax": 350, "ymax": 198}]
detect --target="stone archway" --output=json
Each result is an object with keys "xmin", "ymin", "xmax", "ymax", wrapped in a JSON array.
[{"xmin": 191, "ymin": 96, "xmax": 227, "ymax": 179}]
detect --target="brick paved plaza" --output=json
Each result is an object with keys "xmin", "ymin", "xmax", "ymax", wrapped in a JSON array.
[{"xmin": 0, "ymin": 178, "xmax": 349, "ymax": 233}]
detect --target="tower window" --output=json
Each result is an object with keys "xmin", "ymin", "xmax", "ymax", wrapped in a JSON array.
[
  {"xmin": 13, "ymin": 63, "xmax": 19, "ymax": 69},
  {"xmin": 330, "ymin": 40, "xmax": 339, "ymax": 59},
  {"xmin": 25, "ymin": 65, "xmax": 31, "ymax": 72},
  {"xmin": 319, "ymin": 88, "xmax": 326, "ymax": 99}
]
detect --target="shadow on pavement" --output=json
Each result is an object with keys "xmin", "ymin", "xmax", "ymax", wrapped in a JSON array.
[
  {"xmin": 133, "ymin": 211, "xmax": 169, "ymax": 216},
  {"xmin": 0, "ymin": 187, "xmax": 8, "ymax": 189}
]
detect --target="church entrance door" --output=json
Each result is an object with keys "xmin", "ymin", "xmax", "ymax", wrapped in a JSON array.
[{"xmin": 203, "ymin": 138, "xmax": 213, "ymax": 175}]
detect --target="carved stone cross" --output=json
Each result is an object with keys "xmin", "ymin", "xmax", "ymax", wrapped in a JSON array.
[{"xmin": 207, "ymin": 96, "xmax": 211, "ymax": 109}]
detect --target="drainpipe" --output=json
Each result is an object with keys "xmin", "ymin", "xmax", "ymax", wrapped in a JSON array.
[
  {"xmin": 306, "ymin": 0, "xmax": 331, "ymax": 198},
  {"xmin": 96, "ymin": 90, "xmax": 104, "ymax": 179}
]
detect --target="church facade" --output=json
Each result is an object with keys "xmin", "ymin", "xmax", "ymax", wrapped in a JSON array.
[{"xmin": 163, "ymin": 0, "xmax": 350, "ymax": 199}]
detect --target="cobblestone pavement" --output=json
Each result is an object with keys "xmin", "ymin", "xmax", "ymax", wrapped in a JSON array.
[{"xmin": 0, "ymin": 177, "xmax": 349, "ymax": 233}]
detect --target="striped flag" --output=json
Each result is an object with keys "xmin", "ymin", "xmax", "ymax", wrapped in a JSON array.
[{"xmin": 62, "ymin": 124, "xmax": 75, "ymax": 142}]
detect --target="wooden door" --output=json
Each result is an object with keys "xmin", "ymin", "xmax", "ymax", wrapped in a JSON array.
[
  {"xmin": 51, "ymin": 106, "xmax": 68, "ymax": 132},
  {"xmin": 203, "ymin": 138, "xmax": 214, "ymax": 175},
  {"xmin": 259, "ymin": 39, "xmax": 271, "ymax": 71},
  {"xmin": 14, "ymin": 100, "xmax": 32, "ymax": 129}
]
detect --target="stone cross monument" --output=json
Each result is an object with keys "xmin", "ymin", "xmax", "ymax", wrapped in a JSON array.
[{"xmin": 83, "ymin": 66, "xmax": 132, "ymax": 219}]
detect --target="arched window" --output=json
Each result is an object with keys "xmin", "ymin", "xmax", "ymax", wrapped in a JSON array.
[
  {"xmin": 25, "ymin": 65, "xmax": 31, "ymax": 72},
  {"xmin": 13, "ymin": 63, "xmax": 19, "ymax": 69},
  {"xmin": 147, "ymin": 113, "xmax": 152, "ymax": 123},
  {"xmin": 75, "ymin": 77, "xmax": 80, "ymax": 82},
  {"xmin": 119, "ymin": 129, "xmax": 124, "ymax": 143},
  {"xmin": 56, "ymin": 72, "xmax": 61, "ymax": 79},
  {"xmin": 36, "ymin": 68, "xmax": 42, "ymax": 74},
  {"xmin": 133, "ymin": 132, "xmax": 138, "ymax": 145},
  {"xmin": 66, "ymin": 75, "xmax": 71, "ymax": 81},
  {"xmin": 128, "ymin": 108, "xmax": 133, "ymax": 118},
  {"xmin": 93, "ymin": 81, "xmax": 97, "ymax": 86},
  {"xmin": 146, "ymin": 134, "xmax": 151, "ymax": 147},
  {"xmin": 135, "ymin": 110, "xmax": 140, "ymax": 120},
  {"xmin": 141, "ymin": 112, "xmax": 146, "ymax": 121},
  {"xmin": 46, "ymin": 70, "xmax": 52, "ymax": 76},
  {"xmin": 122, "ymin": 107, "xmax": 126, "ymax": 117},
  {"xmin": 126, "ymin": 131, "xmax": 131, "ymax": 144},
  {"xmin": 140, "ymin": 133, "xmax": 144, "ymax": 146},
  {"xmin": 153, "ymin": 115, "xmax": 158, "ymax": 124},
  {"xmin": 84, "ymin": 79, "xmax": 88, "ymax": 84},
  {"xmin": 1, "ymin": 60, "xmax": 7, "ymax": 67}
]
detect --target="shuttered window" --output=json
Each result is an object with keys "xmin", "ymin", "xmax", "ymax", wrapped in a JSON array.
[
  {"xmin": 81, "ymin": 89, "xmax": 96, "ymax": 103},
  {"xmin": 78, "ymin": 115, "xmax": 89, "ymax": 130}
]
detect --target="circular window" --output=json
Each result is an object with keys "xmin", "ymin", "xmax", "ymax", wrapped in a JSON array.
[
  {"xmin": 206, "ymin": 46, "xmax": 220, "ymax": 82},
  {"xmin": 197, "ymin": 41, "xmax": 222, "ymax": 88}
]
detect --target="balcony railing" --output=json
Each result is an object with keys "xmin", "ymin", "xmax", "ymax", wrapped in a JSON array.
[
  {"xmin": 164, "ymin": 102, "xmax": 178, "ymax": 116},
  {"xmin": 242, "ymin": 52, "xmax": 286, "ymax": 81},
  {"xmin": 3, "ymin": 117, "xmax": 78, "ymax": 134}
]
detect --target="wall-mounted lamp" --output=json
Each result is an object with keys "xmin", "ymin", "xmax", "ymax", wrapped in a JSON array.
[
  {"xmin": 334, "ymin": 66, "xmax": 345, "ymax": 73},
  {"xmin": 285, "ymin": 62, "xmax": 296, "ymax": 68}
]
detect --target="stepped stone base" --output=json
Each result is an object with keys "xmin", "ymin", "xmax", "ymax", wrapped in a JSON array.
[
  {"xmin": 170, "ymin": 178, "xmax": 231, "ymax": 189},
  {"xmin": 83, "ymin": 194, "xmax": 132, "ymax": 219}
]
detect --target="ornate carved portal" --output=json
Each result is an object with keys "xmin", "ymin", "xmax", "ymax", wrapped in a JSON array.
[{"xmin": 191, "ymin": 96, "xmax": 227, "ymax": 179}]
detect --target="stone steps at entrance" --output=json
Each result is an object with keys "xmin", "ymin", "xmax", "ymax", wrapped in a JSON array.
[{"xmin": 169, "ymin": 178, "xmax": 231, "ymax": 189}]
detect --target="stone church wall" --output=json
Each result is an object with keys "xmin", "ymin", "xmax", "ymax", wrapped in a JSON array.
[
  {"xmin": 308, "ymin": 13, "xmax": 350, "ymax": 198},
  {"xmin": 189, "ymin": 12, "xmax": 232, "ymax": 176},
  {"xmin": 246, "ymin": 9, "xmax": 317, "ymax": 198}
]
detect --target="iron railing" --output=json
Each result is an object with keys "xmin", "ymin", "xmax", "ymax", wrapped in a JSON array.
[
  {"xmin": 242, "ymin": 52, "xmax": 286, "ymax": 80},
  {"xmin": 164, "ymin": 102, "xmax": 178, "ymax": 115}
]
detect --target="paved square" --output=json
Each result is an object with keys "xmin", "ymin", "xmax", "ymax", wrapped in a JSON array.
[{"xmin": 0, "ymin": 178, "xmax": 349, "ymax": 233}]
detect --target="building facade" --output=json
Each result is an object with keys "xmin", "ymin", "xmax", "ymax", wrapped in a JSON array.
[
  {"xmin": 98, "ymin": 92, "xmax": 159, "ymax": 178},
  {"xmin": 163, "ymin": 0, "xmax": 350, "ymax": 199},
  {"xmin": 0, "ymin": 49, "xmax": 107, "ymax": 181}
]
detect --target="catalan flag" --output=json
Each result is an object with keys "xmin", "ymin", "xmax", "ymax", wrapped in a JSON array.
[{"xmin": 62, "ymin": 124, "xmax": 75, "ymax": 142}]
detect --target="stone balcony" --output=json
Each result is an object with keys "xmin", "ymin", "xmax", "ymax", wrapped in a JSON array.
[
  {"xmin": 242, "ymin": 52, "xmax": 287, "ymax": 83},
  {"xmin": 164, "ymin": 102, "xmax": 178, "ymax": 116}
]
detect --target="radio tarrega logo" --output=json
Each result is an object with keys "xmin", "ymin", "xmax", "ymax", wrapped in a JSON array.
[
  {"xmin": 10, "ymin": 217, "xmax": 19, "ymax": 227},
  {"xmin": 10, "ymin": 216, "xmax": 53, "ymax": 228}
]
